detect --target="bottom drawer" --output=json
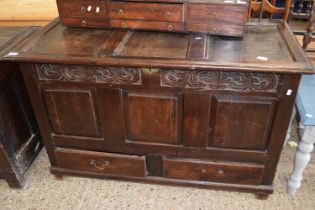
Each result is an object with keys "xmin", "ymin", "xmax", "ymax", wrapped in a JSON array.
[
  {"xmin": 163, "ymin": 158, "xmax": 264, "ymax": 185},
  {"xmin": 55, "ymin": 148, "xmax": 146, "ymax": 177},
  {"xmin": 186, "ymin": 22, "xmax": 244, "ymax": 37},
  {"xmin": 61, "ymin": 17, "xmax": 110, "ymax": 28},
  {"xmin": 110, "ymin": 19, "xmax": 184, "ymax": 32}
]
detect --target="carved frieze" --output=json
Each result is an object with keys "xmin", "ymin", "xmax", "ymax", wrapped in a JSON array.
[
  {"xmin": 35, "ymin": 64, "xmax": 142, "ymax": 85},
  {"xmin": 160, "ymin": 70, "xmax": 279, "ymax": 92}
]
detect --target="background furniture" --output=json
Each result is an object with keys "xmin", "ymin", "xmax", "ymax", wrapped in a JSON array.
[
  {"xmin": 290, "ymin": 0, "xmax": 314, "ymax": 20},
  {"xmin": 7, "ymin": 19, "xmax": 313, "ymax": 199},
  {"xmin": 287, "ymin": 3, "xmax": 315, "ymax": 194},
  {"xmin": 287, "ymin": 75, "xmax": 315, "ymax": 195},
  {"xmin": 56, "ymin": 0, "xmax": 248, "ymax": 37},
  {"xmin": 248, "ymin": 0, "xmax": 292, "ymax": 21},
  {"xmin": 0, "ymin": 27, "xmax": 43, "ymax": 188},
  {"xmin": 0, "ymin": 0, "xmax": 57, "ymax": 26},
  {"xmin": 302, "ymin": 1, "xmax": 315, "ymax": 57}
]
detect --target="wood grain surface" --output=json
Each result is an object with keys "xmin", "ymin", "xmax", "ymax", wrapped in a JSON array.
[{"xmin": 0, "ymin": 0, "xmax": 58, "ymax": 26}]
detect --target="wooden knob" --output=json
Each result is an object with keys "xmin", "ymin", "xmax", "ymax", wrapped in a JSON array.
[
  {"xmin": 80, "ymin": 7, "xmax": 86, "ymax": 13},
  {"xmin": 168, "ymin": 25, "xmax": 173, "ymax": 31},
  {"xmin": 121, "ymin": 23, "xmax": 127, "ymax": 28},
  {"xmin": 210, "ymin": 28, "xmax": 218, "ymax": 34},
  {"xmin": 81, "ymin": 20, "xmax": 87, "ymax": 27},
  {"xmin": 217, "ymin": 169, "xmax": 224, "ymax": 174}
]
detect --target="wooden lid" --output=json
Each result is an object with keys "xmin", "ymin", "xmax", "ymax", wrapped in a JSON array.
[
  {"xmin": 0, "ymin": 26, "xmax": 39, "ymax": 58},
  {"xmin": 5, "ymin": 18, "xmax": 314, "ymax": 74}
]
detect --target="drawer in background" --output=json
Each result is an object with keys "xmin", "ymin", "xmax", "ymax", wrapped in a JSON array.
[
  {"xmin": 109, "ymin": 2, "xmax": 183, "ymax": 22},
  {"xmin": 57, "ymin": 0, "xmax": 108, "ymax": 18},
  {"xmin": 186, "ymin": 3, "xmax": 246, "ymax": 24},
  {"xmin": 61, "ymin": 17, "xmax": 110, "ymax": 28},
  {"xmin": 163, "ymin": 158, "xmax": 264, "ymax": 185},
  {"xmin": 55, "ymin": 148, "xmax": 146, "ymax": 177},
  {"xmin": 186, "ymin": 22, "xmax": 245, "ymax": 37},
  {"xmin": 110, "ymin": 19, "xmax": 184, "ymax": 32}
]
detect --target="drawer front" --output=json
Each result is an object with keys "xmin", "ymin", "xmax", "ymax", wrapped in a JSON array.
[
  {"xmin": 186, "ymin": 3, "xmax": 246, "ymax": 24},
  {"xmin": 111, "ymin": 19, "xmax": 184, "ymax": 32},
  {"xmin": 61, "ymin": 17, "xmax": 110, "ymax": 28},
  {"xmin": 186, "ymin": 22, "xmax": 244, "ymax": 37},
  {"xmin": 164, "ymin": 158, "xmax": 264, "ymax": 185},
  {"xmin": 55, "ymin": 149, "xmax": 146, "ymax": 177},
  {"xmin": 109, "ymin": 2, "xmax": 183, "ymax": 22},
  {"xmin": 57, "ymin": 0, "xmax": 107, "ymax": 18}
]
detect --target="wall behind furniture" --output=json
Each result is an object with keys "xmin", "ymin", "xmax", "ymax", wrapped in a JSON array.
[{"xmin": 0, "ymin": 0, "xmax": 58, "ymax": 26}]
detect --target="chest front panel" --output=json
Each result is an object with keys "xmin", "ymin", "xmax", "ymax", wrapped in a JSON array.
[{"xmin": 34, "ymin": 63, "xmax": 284, "ymax": 164}]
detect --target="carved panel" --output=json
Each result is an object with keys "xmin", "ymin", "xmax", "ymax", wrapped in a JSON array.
[
  {"xmin": 35, "ymin": 64, "xmax": 142, "ymax": 85},
  {"xmin": 160, "ymin": 70, "xmax": 279, "ymax": 92}
]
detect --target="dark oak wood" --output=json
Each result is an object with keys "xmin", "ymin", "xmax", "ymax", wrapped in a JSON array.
[
  {"xmin": 0, "ymin": 27, "xmax": 43, "ymax": 188},
  {"xmin": 56, "ymin": 0, "xmax": 248, "ymax": 37},
  {"xmin": 163, "ymin": 158, "xmax": 264, "ymax": 185},
  {"xmin": 5, "ymin": 19, "xmax": 314, "ymax": 197}
]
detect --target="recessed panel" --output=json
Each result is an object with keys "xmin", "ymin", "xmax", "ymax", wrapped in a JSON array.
[
  {"xmin": 124, "ymin": 91, "xmax": 183, "ymax": 145},
  {"xmin": 43, "ymin": 88, "xmax": 101, "ymax": 137},
  {"xmin": 209, "ymin": 95, "xmax": 277, "ymax": 150}
]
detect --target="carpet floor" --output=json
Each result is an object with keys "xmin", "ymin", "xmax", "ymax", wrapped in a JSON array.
[{"xmin": 0, "ymin": 122, "xmax": 314, "ymax": 210}]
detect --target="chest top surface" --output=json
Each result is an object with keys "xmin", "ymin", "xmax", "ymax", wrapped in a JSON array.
[
  {"xmin": 0, "ymin": 27, "xmax": 39, "ymax": 58},
  {"xmin": 6, "ymin": 18, "xmax": 314, "ymax": 74}
]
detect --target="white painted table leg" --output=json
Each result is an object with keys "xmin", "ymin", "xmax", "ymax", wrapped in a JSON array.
[
  {"xmin": 285, "ymin": 106, "xmax": 296, "ymax": 144},
  {"xmin": 287, "ymin": 126, "xmax": 315, "ymax": 195}
]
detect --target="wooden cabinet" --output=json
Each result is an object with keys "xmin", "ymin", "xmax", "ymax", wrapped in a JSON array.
[
  {"xmin": 56, "ymin": 0, "xmax": 248, "ymax": 37},
  {"xmin": 0, "ymin": 27, "xmax": 42, "ymax": 188},
  {"xmin": 8, "ymin": 19, "xmax": 313, "ymax": 198}
]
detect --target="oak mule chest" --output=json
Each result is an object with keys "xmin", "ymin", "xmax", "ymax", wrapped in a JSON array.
[{"xmin": 6, "ymin": 19, "xmax": 314, "ymax": 198}]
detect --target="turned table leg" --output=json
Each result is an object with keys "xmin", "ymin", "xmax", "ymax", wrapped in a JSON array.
[{"xmin": 287, "ymin": 126, "xmax": 315, "ymax": 195}]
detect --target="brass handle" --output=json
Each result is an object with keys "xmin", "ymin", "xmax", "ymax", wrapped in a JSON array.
[
  {"xmin": 89, "ymin": 159, "xmax": 110, "ymax": 170},
  {"xmin": 142, "ymin": 68, "xmax": 159, "ymax": 75},
  {"xmin": 118, "ymin": 9, "xmax": 124, "ymax": 14},
  {"xmin": 121, "ymin": 22, "xmax": 127, "ymax": 28},
  {"xmin": 80, "ymin": 6, "xmax": 86, "ymax": 13},
  {"xmin": 217, "ymin": 169, "xmax": 224, "ymax": 174},
  {"xmin": 81, "ymin": 20, "xmax": 87, "ymax": 27},
  {"xmin": 168, "ymin": 25, "xmax": 173, "ymax": 31}
]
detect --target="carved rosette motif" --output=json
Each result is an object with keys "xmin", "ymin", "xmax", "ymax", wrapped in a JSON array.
[
  {"xmin": 35, "ymin": 64, "xmax": 141, "ymax": 85},
  {"xmin": 160, "ymin": 70, "xmax": 279, "ymax": 92}
]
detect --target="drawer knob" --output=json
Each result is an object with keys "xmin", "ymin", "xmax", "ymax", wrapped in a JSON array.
[
  {"xmin": 87, "ymin": 5, "xmax": 92, "ymax": 12},
  {"xmin": 168, "ymin": 25, "xmax": 173, "ymax": 31},
  {"xmin": 89, "ymin": 159, "xmax": 111, "ymax": 170},
  {"xmin": 118, "ymin": 9, "xmax": 124, "ymax": 14},
  {"xmin": 81, "ymin": 20, "xmax": 87, "ymax": 27},
  {"xmin": 166, "ymin": 11, "xmax": 170, "ymax": 17},
  {"xmin": 210, "ymin": 28, "xmax": 219, "ymax": 34},
  {"xmin": 121, "ymin": 22, "xmax": 127, "ymax": 28},
  {"xmin": 217, "ymin": 169, "xmax": 224, "ymax": 174},
  {"xmin": 80, "ymin": 7, "xmax": 86, "ymax": 13},
  {"xmin": 214, "ymin": 11, "xmax": 218, "ymax": 17}
]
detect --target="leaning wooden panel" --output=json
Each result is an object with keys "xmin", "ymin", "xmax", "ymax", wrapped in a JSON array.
[
  {"xmin": 0, "ymin": 27, "xmax": 42, "ymax": 188},
  {"xmin": 7, "ymin": 19, "xmax": 314, "ymax": 198}
]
